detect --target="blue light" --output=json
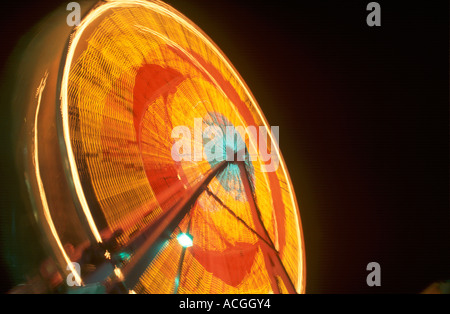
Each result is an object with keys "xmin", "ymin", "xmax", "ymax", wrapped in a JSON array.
[{"xmin": 177, "ymin": 233, "xmax": 193, "ymax": 248}]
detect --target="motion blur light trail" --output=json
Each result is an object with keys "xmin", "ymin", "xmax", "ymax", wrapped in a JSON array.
[
  {"xmin": 7, "ymin": 0, "xmax": 305, "ymax": 294},
  {"xmin": 34, "ymin": 71, "xmax": 83, "ymax": 286}
]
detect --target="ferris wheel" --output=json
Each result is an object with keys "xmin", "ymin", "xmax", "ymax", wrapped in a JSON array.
[{"xmin": 11, "ymin": 0, "xmax": 305, "ymax": 294}]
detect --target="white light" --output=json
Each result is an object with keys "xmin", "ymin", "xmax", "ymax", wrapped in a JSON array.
[
  {"xmin": 114, "ymin": 266, "xmax": 124, "ymax": 281},
  {"xmin": 177, "ymin": 233, "xmax": 193, "ymax": 248}
]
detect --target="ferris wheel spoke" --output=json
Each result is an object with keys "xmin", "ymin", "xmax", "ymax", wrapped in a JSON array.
[
  {"xmin": 121, "ymin": 161, "xmax": 228, "ymax": 288},
  {"xmin": 236, "ymin": 161, "xmax": 297, "ymax": 294},
  {"xmin": 173, "ymin": 210, "xmax": 193, "ymax": 294},
  {"xmin": 204, "ymin": 186, "xmax": 274, "ymax": 251}
]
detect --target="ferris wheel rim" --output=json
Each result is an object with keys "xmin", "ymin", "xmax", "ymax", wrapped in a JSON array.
[{"xmin": 58, "ymin": 0, "xmax": 306, "ymax": 293}]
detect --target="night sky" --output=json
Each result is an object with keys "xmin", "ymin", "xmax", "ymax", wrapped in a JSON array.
[{"xmin": 0, "ymin": 0, "xmax": 448, "ymax": 294}]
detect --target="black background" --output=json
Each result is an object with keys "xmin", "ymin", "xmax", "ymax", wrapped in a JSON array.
[{"xmin": 0, "ymin": 0, "xmax": 448, "ymax": 294}]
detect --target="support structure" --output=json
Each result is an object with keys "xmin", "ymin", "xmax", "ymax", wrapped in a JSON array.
[
  {"xmin": 237, "ymin": 162, "xmax": 297, "ymax": 294},
  {"xmin": 173, "ymin": 212, "xmax": 192, "ymax": 294},
  {"xmin": 121, "ymin": 161, "xmax": 228, "ymax": 289},
  {"xmin": 114, "ymin": 159, "xmax": 296, "ymax": 294}
]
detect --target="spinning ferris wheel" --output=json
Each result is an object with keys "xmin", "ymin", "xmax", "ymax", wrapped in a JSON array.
[{"xmin": 8, "ymin": 0, "xmax": 305, "ymax": 294}]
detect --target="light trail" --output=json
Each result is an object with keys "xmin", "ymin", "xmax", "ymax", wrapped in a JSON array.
[
  {"xmin": 34, "ymin": 71, "xmax": 83, "ymax": 286},
  {"xmin": 60, "ymin": 0, "xmax": 304, "ymax": 293}
]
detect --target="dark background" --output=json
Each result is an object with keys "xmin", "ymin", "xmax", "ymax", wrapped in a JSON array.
[{"xmin": 0, "ymin": 0, "xmax": 448, "ymax": 294}]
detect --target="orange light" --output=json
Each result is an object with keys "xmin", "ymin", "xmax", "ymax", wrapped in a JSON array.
[{"xmin": 61, "ymin": 0, "xmax": 305, "ymax": 294}]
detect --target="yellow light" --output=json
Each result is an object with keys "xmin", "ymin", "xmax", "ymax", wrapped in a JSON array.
[
  {"xmin": 60, "ymin": 0, "xmax": 305, "ymax": 294},
  {"xmin": 114, "ymin": 266, "xmax": 124, "ymax": 281},
  {"xmin": 34, "ymin": 71, "xmax": 83, "ymax": 286}
]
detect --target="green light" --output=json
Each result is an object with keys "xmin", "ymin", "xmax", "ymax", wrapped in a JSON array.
[
  {"xmin": 177, "ymin": 233, "xmax": 193, "ymax": 248},
  {"xmin": 118, "ymin": 252, "xmax": 131, "ymax": 261}
]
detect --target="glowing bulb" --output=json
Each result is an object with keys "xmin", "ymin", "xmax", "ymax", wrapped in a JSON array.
[
  {"xmin": 114, "ymin": 266, "xmax": 124, "ymax": 281},
  {"xmin": 177, "ymin": 233, "xmax": 193, "ymax": 248}
]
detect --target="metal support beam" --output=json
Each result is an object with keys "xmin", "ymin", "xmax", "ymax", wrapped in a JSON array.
[
  {"xmin": 205, "ymin": 187, "xmax": 274, "ymax": 251},
  {"xmin": 173, "ymin": 214, "xmax": 192, "ymax": 294},
  {"xmin": 121, "ymin": 161, "xmax": 228, "ymax": 289},
  {"xmin": 237, "ymin": 162, "xmax": 297, "ymax": 294}
]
